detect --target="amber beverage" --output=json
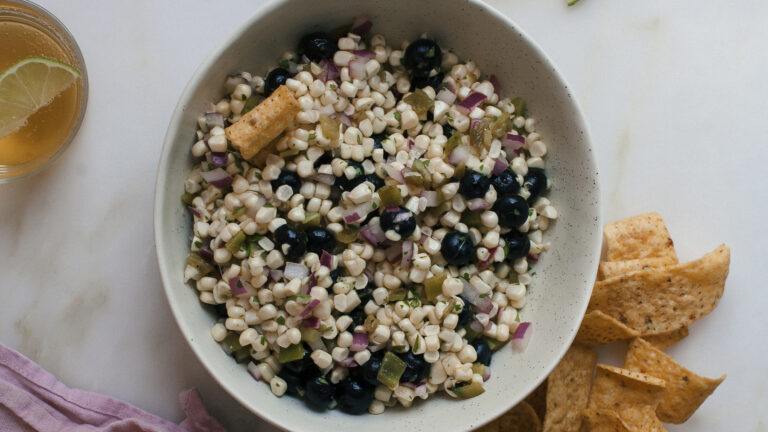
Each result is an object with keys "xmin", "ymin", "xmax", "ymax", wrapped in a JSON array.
[{"xmin": 0, "ymin": 0, "xmax": 87, "ymax": 182}]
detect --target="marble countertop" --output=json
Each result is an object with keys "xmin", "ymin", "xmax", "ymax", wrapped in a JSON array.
[{"xmin": 1, "ymin": 1, "xmax": 766, "ymax": 430}]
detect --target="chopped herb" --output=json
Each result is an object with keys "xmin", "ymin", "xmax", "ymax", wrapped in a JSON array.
[
  {"xmin": 515, "ymin": 313, "xmax": 521, "ymax": 323},
  {"xmin": 279, "ymin": 59, "xmax": 291, "ymax": 69},
  {"xmin": 296, "ymin": 293, "xmax": 312, "ymax": 300},
  {"xmin": 454, "ymin": 304, "xmax": 462, "ymax": 312},
  {"xmin": 462, "ymin": 272, "xmax": 470, "ymax": 280},
  {"xmin": 391, "ymin": 344, "xmax": 406, "ymax": 352},
  {"xmin": 413, "ymin": 336, "xmax": 421, "ymax": 352},
  {"xmin": 357, "ymin": 135, "xmax": 362, "ymax": 145},
  {"xmin": 567, "ymin": 0, "xmax": 581, "ymax": 5},
  {"xmin": 514, "ymin": 209, "xmax": 521, "ymax": 216},
  {"xmin": 253, "ymin": 171, "xmax": 262, "ymax": 180},
  {"xmin": 329, "ymin": 83, "xmax": 337, "ymax": 89},
  {"xmin": 260, "ymin": 336, "xmax": 266, "ymax": 345},
  {"xmin": 241, "ymin": 95, "xmax": 247, "ymax": 101},
  {"xmin": 479, "ymin": 164, "xmax": 484, "ymax": 171},
  {"xmin": 531, "ymin": 272, "xmax": 537, "ymax": 277},
  {"xmin": 276, "ymin": 316, "xmax": 285, "ymax": 325},
  {"xmin": 251, "ymin": 296, "xmax": 259, "ymax": 304},
  {"xmin": 479, "ymin": 292, "xmax": 490, "ymax": 298},
  {"xmin": 425, "ymin": 46, "xmax": 436, "ymax": 58},
  {"xmin": 394, "ymin": 111, "xmax": 401, "ymax": 122},
  {"xmin": 372, "ymin": 202, "xmax": 379, "ymax": 210},
  {"xmin": 528, "ymin": 208, "xmax": 534, "ymax": 216},
  {"xmin": 194, "ymin": 240, "xmax": 202, "ymax": 248},
  {"xmin": 318, "ymin": 376, "xmax": 329, "ymax": 385},
  {"xmin": 237, "ymin": 280, "xmax": 243, "ymax": 288},
  {"xmin": 264, "ymin": 204, "xmax": 274, "ymax": 208},
  {"xmin": 309, "ymin": 132, "xmax": 316, "ymax": 140}
]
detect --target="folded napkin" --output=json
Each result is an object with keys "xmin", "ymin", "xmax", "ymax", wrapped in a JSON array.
[{"xmin": 0, "ymin": 343, "xmax": 225, "ymax": 432}]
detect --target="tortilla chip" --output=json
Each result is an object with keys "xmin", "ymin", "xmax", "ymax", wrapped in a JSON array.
[
  {"xmin": 603, "ymin": 213, "xmax": 677, "ymax": 262},
  {"xmin": 597, "ymin": 256, "xmax": 678, "ymax": 281},
  {"xmin": 589, "ymin": 364, "xmax": 666, "ymax": 431},
  {"xmin": 587, "ymin": 245, "xmax": 730, "ymax": 335},
  {"xmin": 525, "ymin": 380, "xmax": 548, "ymax": 422},
  {"xmin": 476, "ymin": 401, "xmax": 541, "ymax": 432},
  {"xmin": 643, "ymin": 326, "xmax": 689, "ymax": 351},
  {"xmin": 580, "ymin": 409, "xmax": 632, "ymax": 432},
  {"xmin": 575, "ymin": 310, "xmax": 640, "ymax": 347},
  {"xmin": 225, "ymin": 85, "xmax": 299, "ymax": 160},
  {"xmin": 543, "ymin": 344, "xmax": 597, "ymax": 432},
  {"xmin": 624, "ymin": 338, "xmax": 726, "ymax": 424}
]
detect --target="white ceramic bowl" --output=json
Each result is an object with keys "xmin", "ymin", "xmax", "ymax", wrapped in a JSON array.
[{"xmin": 154, "ymin": 0, "xmax": 602, "ymax": 430}]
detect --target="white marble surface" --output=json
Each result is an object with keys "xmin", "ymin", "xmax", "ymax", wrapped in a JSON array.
[{"xmin": 1, "ymin": 1, "xmax": 766, "ymax": 431}]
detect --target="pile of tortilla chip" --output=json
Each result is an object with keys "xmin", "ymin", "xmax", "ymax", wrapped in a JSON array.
[{"xmin": 476, "ymin": 213, "xmax": 729, "ymax": 432}]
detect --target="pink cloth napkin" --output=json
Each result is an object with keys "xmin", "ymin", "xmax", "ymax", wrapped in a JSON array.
[{"xmin": 0, "ymin": 343, "xmax": 225, "ymax": 432}]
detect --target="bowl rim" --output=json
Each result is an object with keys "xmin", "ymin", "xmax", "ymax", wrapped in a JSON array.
[{"xmin": 154, "ymin": 0, "xmax": 602, "ymax": 429}]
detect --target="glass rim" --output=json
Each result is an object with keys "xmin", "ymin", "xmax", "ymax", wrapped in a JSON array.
[{"xmin": 0, "ymin": 0, "xmax": 89, "ymax": 184}]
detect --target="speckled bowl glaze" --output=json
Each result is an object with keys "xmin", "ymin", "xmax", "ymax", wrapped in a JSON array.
[{"xmin": 154, "ymin": 0, "xmax": 601, "ymax": 430}]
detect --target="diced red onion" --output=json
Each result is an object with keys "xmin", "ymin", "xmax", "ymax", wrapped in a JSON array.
[
  {"xmin": 247, "ymin": 361, "xmax": 262, "ymax": 381},
  {"xmin": 478, "ymin": 247, "xmax": 498, "ymax": 269},
  {"xmin": 210, "ymin": 152, "xmax": 228, "ymax": 167},
  {"xmin": 198, "ymin": 244, "xmax": 214, "ymax": 262},
  {"xmin": 348, "ymin": 57, "xmax": 367, "ymax": 80},
  {"xmin": 269, "ymin": 269, "xmax": 283, "ymax": 281},
  {"xmin": 475, "ymin": 313, "xmax": 493, "ymax": 331},
  {"xmin": 511, "ymin": 322, "xmax": 532, "ymax": 351},
  {"xmin": 436, "ymin": 88, "xmax": 457, "ymax": 105},
  {"xmin": 482, "ymin": 366, "xmax": 492, "ymax": 382},
  {"xmin": 344, "ymin": 212, "xmax": 361, "ymax": 223},
  {"xmin": 201, "ymin": 168, "xmax": 233, "ymax": 189},
  {"xmin": 413, "ymin": 383, "xmax": 428, "ymax": 399},
  {"xmin": 337, "ymin": 112, "xmax": 353, "ymax": 127},
  {"xmin": 353, "ymin": 50, "xmax": 374, "ymax": 61},
  {"xmin": 204, "ymin": 112, "xmax": 225, "ymax": 129},
  {"xmin": 420, "ymin": 190, "xmax": 439, "ymax": 208},
  {"xmin": 229, "ymin": 277, "xmax": 246, "ymax": 296},
  {"xmin": 284, "ymin": 262, "xmax": 309, "ymax": 279},
  {"xmin": 364, "ymin": 268, "xmax": 374, "ymax": 282},
  {"xmin": 360, "ymin": 222, "xmax": 386, "ymax": 245},
  {"xmin": 320, "ymin": 251, "xmax": 334, "ymax": 269},
  {"xmin": 489, "ymin": 75, "xmax": 502, "ymax": 95},
  {"xmin": 468, "ymin": 198, "xmax": 490, "ymax": 211},
  {"xmin": 350, "ymin": 17, "xmax": 373, "ymax": 35},
  {"xmin": 303, "ymin": 316, "xmax": 320, "ymax": 329},
  {"xmin": 401, "ymin": 240, "xmax": 414, "ymax": 269},
  {"xmin": 338, "ymin": 356, "xmax": 358, "ymax": 368},
  {"xmin": 449, "ymin": 145, "xmax": 470, "ymax": 166},
  {"xmin": 492, "ymin": 158, "xmax": 508, "ymax": 175},
  {"xmin": 319, "ymin": 59, "xmax": 339, "ymax": 82},
  {"xmin": 384, "ymin": 163, "xmax": 405, "ymax": 183},
  {"xmin": 350, "ymin": 333, "xmax": 369, "ymax": 352},
  {"xmin": 461, "ymin": 278, "xmax": 493, "ymax": 313},
  {"xmin": 309, "ymin": 173, "xmax": 335, "ymax": 185},
  {"xmin": 469, "ymin": 319, "xmax": 485, "ymax": 333},
  {"xmin": 475, "ymin": 297, "xmax": 494, "ymax": 314},
  {"xmin": 300, "ymin": 299, "xmax": 321, "ymax": 318},
  {"xmin": 527, "ymin": 253, "xmax": 539, "ymax": 263},
  {"xmin": 457, "ymin": 92, "xmax": 487, "ymax": 115},
  {"xmin": 502, "ymin": 133, "xmax": 526, "ymax": 159}
]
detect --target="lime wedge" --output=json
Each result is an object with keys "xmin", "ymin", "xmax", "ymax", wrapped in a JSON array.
[{"xmin": 0, "ymin": 56, "xmax": 80, "ymax": 139}]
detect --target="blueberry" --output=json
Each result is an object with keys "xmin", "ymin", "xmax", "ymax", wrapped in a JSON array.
[
  {"xmin": 399, "ymin": 352, "xmax": 429, "ymax": 383},
  {"xmin": 441, "ymin": 231, "xmax": 475, "ymax": 267},
  {"xmin": 364, "ymin": 173, "xmax": 384, "ymax": 190},
  {"xmin": 336, "ymin": 160, "xmax": 365, "ymax": 191},
  {"xmin": 264, "ymin": 67, "xmax": 291, "ymax": 96},
  {"xmin": 278, "ymin": 367, "xmax": 303, "ymax": 395},
  {"xmin": 336, "ymin": 379, "xmax": 374, "ymax": 414},
  {"xmin": 306, "ymin": 227, "xmax": 336, "ymax": 255},
  {"xmin": 502, "ymin": 230, "xmax": 531, "ymax": 260},
  {"xmin": 298, "ymin": 32, "xmax": 337, "ymax": 62},
  {"xmin": 357, "ymin": 281, "xmax": 375, "ymax": 304},
  {"xmin": 349, "ymin": 305, "xmax": 367, "ymax": 326},
  {"xmin": 411, "ymin": 71, "xmax": 445, "ymax": 90},
  {"xmin": 457, "ymin": 296, "xmax": 473, "ymax": 328},
  {"xmin": 459, "ymin": 170, "xmax": 491, "ymax": 199},
  {"xmin": 274, "ymin": 224, "xmax": 308, "ymax": 260},
  {"xmin": 271, "ymin": 170, "xmax": 301, "ymax": 194},
  {"xmin": 471, "ymin": 339, "xmax": 492, "ymax": 366},
  {"xmin": 403, "ymin": 38, "xmax": 442, "ymax": 78},
  {"xmin": 380, "ymin": 206, "xmax": 416, "ymax": 237},
  {"xmin": 356, "ymin": 351, "xmax": 384, "ymax": 387},
  {"xmin": 442, "ymin": 123, "xmax": 455, "ymax": 139},
  {"xmin": 490, "ymin": 169, "xmax": 520, "ymax": 197},
  {"xmin": 524, "ymin": 168, "xmax": 548, "ymax": 201},
  {"xmin": 492, "ymin": 195, "xmax": 529, "ymax": 229},
  {"xmin": 305, "ymin": 376, "xmax": 335, "ymax": 409},
  {"xmin": 212, "ymin": 303, "xmax": 228, "ymax": 318},
  {"xmin": 371, "ymin": 133, "xmax": 387, "ymax": 150}
]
